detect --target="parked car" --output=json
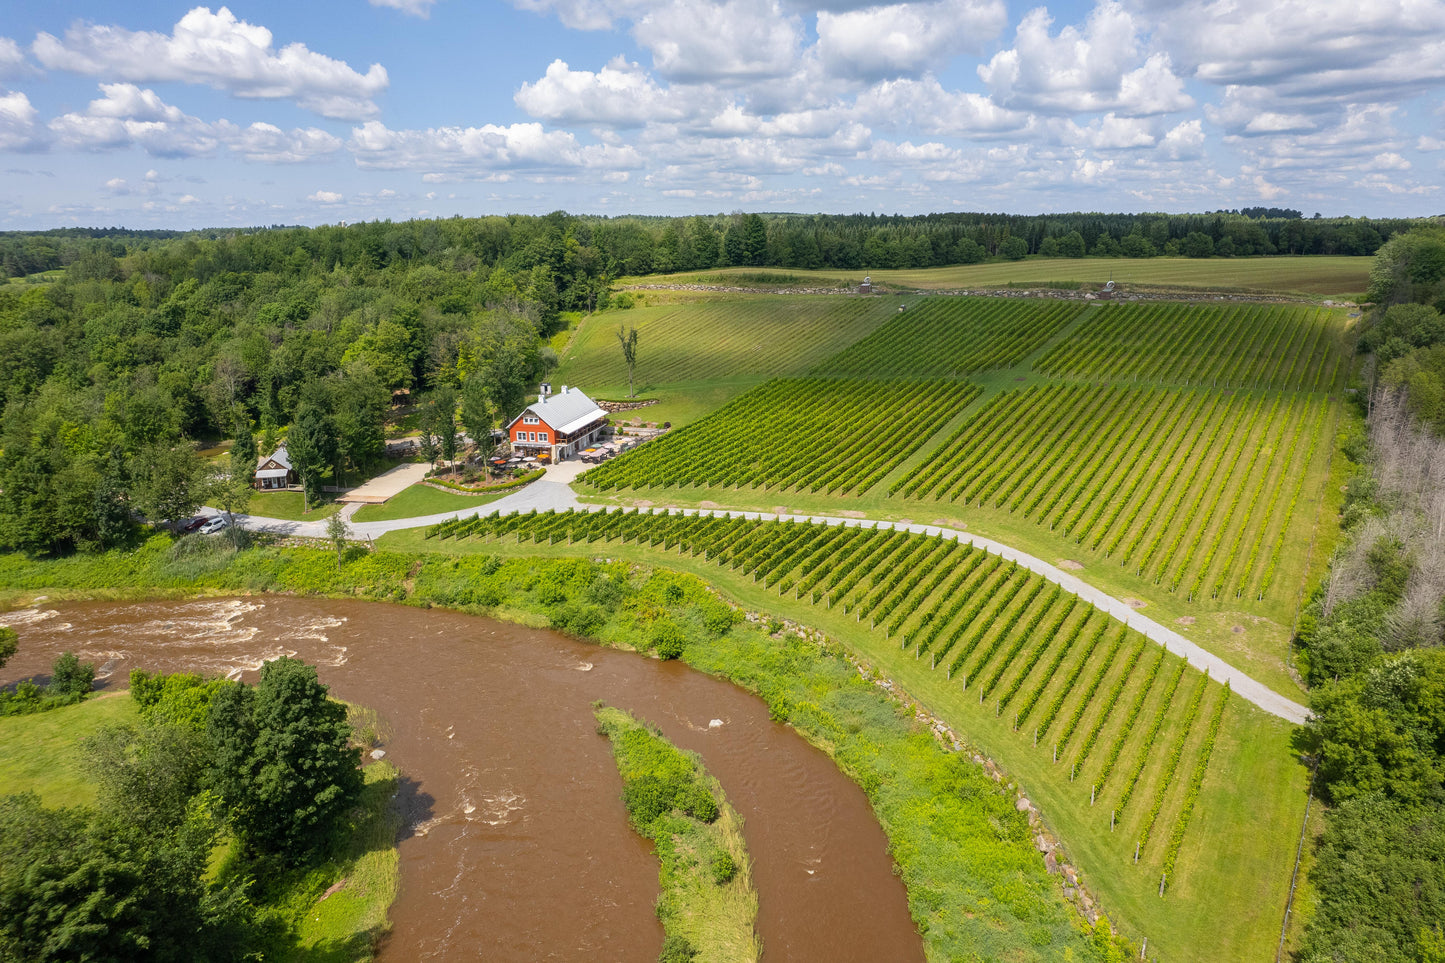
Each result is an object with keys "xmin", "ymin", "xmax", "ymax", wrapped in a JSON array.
[
  {"xmin": 198, "ymin": 516, "xmax": 230, "ymax": 535},
  {"xmin": 180, "ymin": 516, "xmax": 207, "ymax": 533}
]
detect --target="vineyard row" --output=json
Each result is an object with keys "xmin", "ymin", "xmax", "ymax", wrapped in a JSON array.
[
  {"xmin": 426, "ymin": 507, "xmax": 1230, "ymax": 881},
  {"xmin": 582, "ymin": 377, "xmax": 980, "ymax": 495},
  {"xmin": 893, "ymin": 384, "xmax": 1335, "ymax": 601}
]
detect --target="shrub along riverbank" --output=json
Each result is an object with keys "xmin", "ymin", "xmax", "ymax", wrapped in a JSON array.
[
  {"xmin": 0, "ymin": 660, "xmax": 399, "ymax": 963},
  {"xmin": 0, "ymin": 533, "xmax": 1136, "ymax": 962},
  {"xmin": 595, "ymin": 704, "xmax": 760, "ymax": 963}
]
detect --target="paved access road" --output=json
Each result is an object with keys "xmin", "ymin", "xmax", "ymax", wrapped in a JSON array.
[{"xmin": 214, "ymin": 461, "xmax": 1311, "ymax": 725}]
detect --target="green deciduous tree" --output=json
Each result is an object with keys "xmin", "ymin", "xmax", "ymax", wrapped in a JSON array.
[
  {"xmin": 459, "ymin": 374, "xmax": 497, "ymax": 463},
  {"xmin": 286, "ymin": 404, "xmax": 334, "ymax": 513},
  {"xmin": 326, "ymin": 512, "xmax": 352, "ymax": 570},
  {"xmin": 418, "ymin": 387, "xmax": 459, "ymax": 472},
  {"xmin": 207, "ymin": 657, "xmax": 361, "ymax": 858},
  {"xmin": 131, "ymin": 443, "xmax": 211, "ymax": 528},
  {"xmin": 229, "ymin": 419, "xmax": 256, "ymax": 488},
  {"xmin": 617, "ymin": 324, "xmax": 640, "ymax": 399},
  {"xmin": 48, "ymin": 651, "xmax": 94, "ymax": 699}
]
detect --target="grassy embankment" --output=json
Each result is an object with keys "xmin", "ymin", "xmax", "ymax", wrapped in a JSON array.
[
  {"xmin": 627, "ymin": 256, "xmax": 1372, "ymax": 298},
  {"xmin": 0, "ymin": 691, "xmax": 401, "ymax": 962},
  {"xmin": 565, "ymin": 297, "xmax": 1353, "ymax": 699},
  {"xmin": 0, "ymin": 536, "xmax": 1142, "ymax": 963},
  {"xmin": 595, "ymin": 704, "xmax": 760, "ymax": 963}
]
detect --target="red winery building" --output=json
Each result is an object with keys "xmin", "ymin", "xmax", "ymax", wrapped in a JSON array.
[{"xmin": 505, "ymin": 385, "xmax": 608, "ymax": 461}]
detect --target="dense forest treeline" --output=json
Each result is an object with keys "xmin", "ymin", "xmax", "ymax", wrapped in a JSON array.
[
  {"xmin": 2, "ymin": 209, "xmax": 1434, "ymax": 282},
  {"xmin": 1298, "ymin": 226, "xmax": 1445, "ymax": 962}
]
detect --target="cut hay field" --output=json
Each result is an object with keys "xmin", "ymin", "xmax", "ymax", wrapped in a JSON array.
[
  {"xmin": 391, "ymin": 512, "xmax": 1308, "ymax": 963},
  {"xmin": 551, "ymin": 294, "xmax": 899, "ymax": 424},
  {"xmin": 815, "ymin": 296, "xmax": 1087, "ymax": 378},
  {"xmin": 631, "ymin": 255, "xmax": 1371, "ymax": 297}
]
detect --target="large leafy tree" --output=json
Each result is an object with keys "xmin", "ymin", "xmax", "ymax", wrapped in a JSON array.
[
  {"xmin": 418, "ymin": 387, "xmax": 459, "ymax": 471},
  {"xmin": 229, "ymin": 419, "xmax": 256, "ymax": 487},
  {"xmin": 285, "ymin": 404, "xmax": 334, "ymax": 512},
  {"xmin": 131, "ymin": 443, "xmax": 211, "ymax": 528},
  {"xmin": 459, "ymin": 374, "xmax": 496, "ymax": 463},
  {"xmin": 207, "ymin": 657, "xmax": 361, "ymax": 858}
]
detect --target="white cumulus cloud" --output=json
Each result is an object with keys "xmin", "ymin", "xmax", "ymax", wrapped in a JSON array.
[
  {"xmin": 33, "ymin": 6, "xmax": 389, "ymax": 119},
  {"xmin": 0, "ymin": 89, "xmax": 44, "ymax": 151},
  {"xmin": 232, "ymin": 123, "xmax": 343, "ymax": 163},
  {"xmin": 633, "ymin": 0, "xmax": 801, "ymax": 81},
  {"xmin": 308, "ymin": 190, "xmax": 343, "ymax": 203},
  {"xmin": 0, "ymin": 37, "xmax": 30, "ymax": 79},
  {"xmin": 515, "ymin": 58, "xmax": 693, "ymax": 127},
  {"xmin": 979, "ymin": 1, "xmax": 1192, "ymax": 116},
  {"xmin": 815, "ymin": 0, "xmax": 1007, "ymax": 80},
  {"xmin": 370, "ymin": 0, "xmax": 439, "ymax": 16},
  {"xmin": 347, "ymin": 120, "xmax": 644, "ymax": 176},
  {"xmin": 46, "ymin": 83, "xmax": 345, "ymax": 162},
  {"xmin": 855, "ymin": 77, "xmax": 1029, "ymax": 136}
]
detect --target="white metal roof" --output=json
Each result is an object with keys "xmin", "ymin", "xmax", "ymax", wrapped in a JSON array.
[
  {"xmin": 255, "ymin": 468, "xmax": 290, "ymax": 479},
  {"xmin": 257, "ymin": 446, "xmax": 292, "ymax": 471},
  {"xmin": 508, "ymin": 386, "xmax": 605, "ymax": 434}
]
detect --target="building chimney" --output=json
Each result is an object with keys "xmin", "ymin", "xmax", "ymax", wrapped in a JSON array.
[{"xmin": 560, "ymin": 384, "xmax": 568, "ymax": 394}]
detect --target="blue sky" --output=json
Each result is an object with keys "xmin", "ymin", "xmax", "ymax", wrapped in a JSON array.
[{"xmin": 1, "ymin": 0, "xmax": 1442, "ymax": 229}]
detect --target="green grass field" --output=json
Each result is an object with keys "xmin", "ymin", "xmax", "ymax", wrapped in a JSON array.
[
  {"xmin": 632, "ymin": 256, "xmax": 1371, "ymax": 297},
  {"xmin": 0, "ymin": 694, "xmax": 138, "ymax": 806},
  {"xmin": 551, "ymin": 295, "xmax": 901, "ymax": 424},
  {"xmin": 351, "ymin": 482, "xmax": 511, "ymax": 522},
  {"xmin": 234, "ymin": 491, "xmax": 342, "ymax": 522},
  {"xmin": 385, "ymin": 519, "xmax": 1308, "ymax": 963}
]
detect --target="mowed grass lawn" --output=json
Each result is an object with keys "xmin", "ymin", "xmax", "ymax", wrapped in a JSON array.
[
  {"xmin": 236, "ymin": 491, "xmax": 342, "ymax": 522},
  {"xmin": 641, "ymin": 256, "xmax": 1371, "ymax": 298},
  {"xmin": 0, "ymin": 694, "xmax": 138, "ymax": 806},
  {"xmin": 379, "ymin": 527, "xmax": 1307, "ymax": 963},
  {"xmin": 351, "ymin": 482, "xmax": 513, "ymax": 522}
]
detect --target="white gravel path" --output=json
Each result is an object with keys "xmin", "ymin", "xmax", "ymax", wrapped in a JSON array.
[{"xmin": 217, "ymin": 463, "xmax": 1310, "ymax": 726}]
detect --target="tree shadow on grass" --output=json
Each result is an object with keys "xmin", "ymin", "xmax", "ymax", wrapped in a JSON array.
[{"xmin": 282, "ymin": 932, "xmax": 378, "ymax": 963}]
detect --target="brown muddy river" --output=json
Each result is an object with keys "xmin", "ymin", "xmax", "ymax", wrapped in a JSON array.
[{"xmin": 0, "ymin": 597, "xmax": 923, "ymax": 962}]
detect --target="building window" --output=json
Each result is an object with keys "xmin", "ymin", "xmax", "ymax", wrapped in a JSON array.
[
  {"xmin": 524, "ymin": 414, "xmax": 539, "ymax": 424},
  {"xmin": 539, "ymin": 433, "xmax": 549, "ymax": 443}
]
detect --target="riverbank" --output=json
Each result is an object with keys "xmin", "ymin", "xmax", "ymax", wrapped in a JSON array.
[
  {"xmin": 595, "ymin": 704, "xmax": 760, "ymax": 963},
  {"xmin": 0, "ymin": 535, "xmax": 1134, "ymax": 962},
  {"xmin": 0, "ymin": 690, "xmax": 401, "ymax": 963}
]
